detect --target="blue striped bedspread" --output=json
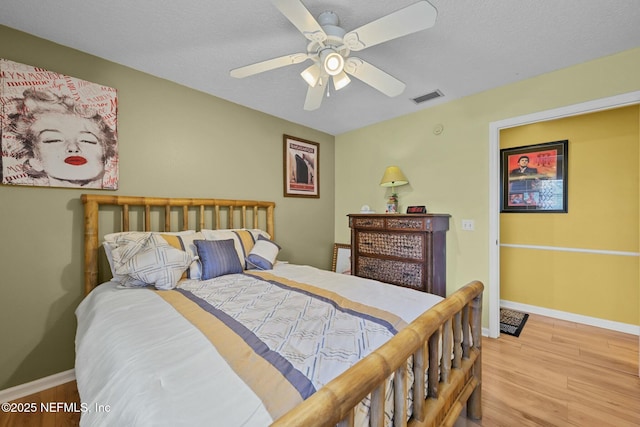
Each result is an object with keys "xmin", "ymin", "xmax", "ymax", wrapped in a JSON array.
[{"xmin": 158, "ymin": 270, "xmax": 408, "ymax": 420}]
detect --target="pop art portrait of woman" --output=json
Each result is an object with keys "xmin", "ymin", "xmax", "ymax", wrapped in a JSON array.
[{"xmin": 1, "ymin": 59, "xmax": 118, "ymax": 189}]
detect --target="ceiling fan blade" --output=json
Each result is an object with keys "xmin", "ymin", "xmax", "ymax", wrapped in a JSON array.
[
  {"xmin": 303, "ymin": 81, "xmax": 325, "ymax": 111},
  {"xmin": 230, "ymin": 53, "xmax": 309, "ymax": 78},
  {"xmin": 344, "ymin": 57, "xmax": 405, "ymax": 97},
  {"xmin": 343, "ymin": 1, "xmax": 437, "ymax": 51},
  {"xmin": 271, "ymin": 0, "xmax": 327, "ymax": 43}
]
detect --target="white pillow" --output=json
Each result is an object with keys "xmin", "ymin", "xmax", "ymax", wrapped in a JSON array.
[
  {"xmin": 104, "ymin": 233, "xmax": 151, "ymax": 284},
  {"xmin": 103, "ymin": 230, "xmax": 195, "ymax": 283},
  {"xmin": 156, "ymin": 232, "xmax": 203, "ymax": 280},
  {"xmin": 115, "ymin": 235, "xmax": 193, "ymax": 290},
  {"xmin": 104, "ymin": 230, "xmax": 195, "ymax": 244},
  {"xmin": 246, "ymin": 236, "xmax": 281, "ymax": 270}
]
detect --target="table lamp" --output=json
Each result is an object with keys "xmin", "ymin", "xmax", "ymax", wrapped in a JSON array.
[{"xmin": 380, "ymin": 166, "xmax": 408, "ymax": 213}]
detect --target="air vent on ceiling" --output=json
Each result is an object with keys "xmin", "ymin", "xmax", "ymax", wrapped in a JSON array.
[{"xmin": 412, "ymin": 90, "xmax": 443, "ymax": 104}]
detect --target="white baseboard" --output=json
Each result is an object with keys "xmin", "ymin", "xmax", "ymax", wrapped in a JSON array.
[
  {"xmin": 0, "ymin": 369, "xmax": 76, "ymax": 403},
  {"xmin": 500, "ymin": 300, "xmax": 640, "ymax": 336}
]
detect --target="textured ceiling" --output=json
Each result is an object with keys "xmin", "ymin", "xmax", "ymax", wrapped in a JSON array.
[{"xmin": 1, "ymin": 0, "xmax": 640, "ymax": 135}]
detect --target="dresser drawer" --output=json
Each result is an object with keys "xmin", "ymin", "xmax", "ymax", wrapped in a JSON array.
[
  {"xmin": 357, "ymin": 232, "xmax": 424, "ymax": 260},
  {"xmin": 350, "ymin": 216, "xmax": 385, "ymax": 229},
  {"xmin": 386, "ymin": 216, "xmax": 429, "ymax": 231},
  {"xmin": 357, "ymin": 256, "xmax": 424, "ymax": 290}
]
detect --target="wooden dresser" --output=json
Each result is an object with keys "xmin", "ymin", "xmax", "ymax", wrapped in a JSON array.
[{"xmin": 348, "ymin": 213, "xmax": 450, "ymax": 297}]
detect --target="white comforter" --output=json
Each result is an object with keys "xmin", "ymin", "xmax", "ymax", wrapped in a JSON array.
[{"xmin": 75, "ymin": 263, "xmax": 442, "ymax": 427}]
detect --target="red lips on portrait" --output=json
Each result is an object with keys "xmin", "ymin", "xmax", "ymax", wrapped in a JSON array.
[{"xmin": 65, "ymin": 156, "xmax": 87, "ymax": 166}]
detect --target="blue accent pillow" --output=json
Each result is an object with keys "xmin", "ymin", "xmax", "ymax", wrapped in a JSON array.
[
  {"xmin": 194, "ymin": 239, "xmax": 243, "ymax": 280},
  {"xmin": 246, "ymin": 235, "xmax": 281, "ymax": 270}
]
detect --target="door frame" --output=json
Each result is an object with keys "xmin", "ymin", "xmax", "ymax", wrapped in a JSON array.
[{"xmin": 487, "ymin": 90, "xmax": 640, "ymax": 338}]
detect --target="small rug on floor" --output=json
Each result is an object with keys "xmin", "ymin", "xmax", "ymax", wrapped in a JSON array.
[{"xmin": 500, "ymin": 308, "xmax": 529, "ymax": 337}]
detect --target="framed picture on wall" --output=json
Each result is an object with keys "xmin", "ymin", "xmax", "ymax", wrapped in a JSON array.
[
  {"xmin": 500, "ymin": 140, "xmax": 568, "ymax": 213},
  {"xmin": 283, "ymin": 134, "xmax": 319, "ymax": 198},
  {"xmin": 0, "ymin": 58, "xmax": 119, "ymax": 190},
  {"xmin": 331, "ymin": 243, "xmax": 351, "ymax": 274}
]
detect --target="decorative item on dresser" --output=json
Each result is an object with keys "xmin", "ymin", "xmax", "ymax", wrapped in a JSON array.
[
  {"xmin": 379, "ymin": 165, "xmax": 409, "ymax": 213},
  {"xmin": 349, "ymin": 213, "xmax": 450, "ymax": 297}
]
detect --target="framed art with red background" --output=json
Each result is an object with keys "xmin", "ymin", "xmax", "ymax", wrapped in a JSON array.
[{"xmin": 500, "ymin": 140, "xmax": 568, "ymax": 213}]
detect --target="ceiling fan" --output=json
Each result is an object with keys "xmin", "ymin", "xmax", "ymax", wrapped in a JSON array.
[{"xmin": 230, "ymin": 0, "xmax": 437, "ymax": 111}]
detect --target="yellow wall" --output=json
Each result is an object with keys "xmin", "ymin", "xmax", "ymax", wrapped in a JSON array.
[
  {"xmin": 0, "ymin": 25, "xmax": 335, "ymax": 390},
  {"xmin": 500, "ymin": 107, "xmax": 639, "ymax": 325},
  {"xmin": 335, "ymin": 47, "xmax": 640, "ymax": 329}
]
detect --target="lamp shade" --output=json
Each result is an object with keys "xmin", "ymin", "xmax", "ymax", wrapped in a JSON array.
[
  {"xmin": 300, "ymin": 64, "xmax": 321, "ymax": 87},
  {"xmin": 332, "ymin": 71, "xmax": 351, "ymax": 90},
  {"xmin": 380, "ymin": 166, "xmax": 408, "ymax": 188}
]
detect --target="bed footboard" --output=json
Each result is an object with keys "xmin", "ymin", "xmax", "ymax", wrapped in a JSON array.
[{"xmin": 271, "ymin": 280, "xmax": 484, "ymax": 427}]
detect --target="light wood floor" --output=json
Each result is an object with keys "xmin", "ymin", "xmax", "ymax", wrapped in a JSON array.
[
  {"xmin": 0, "ymin": 380, "xmax": 79, "ymax": 427},
  {"xmin": 455, "ymin": 313, "xmax": 640, "ymax": 427},
  {"xmin": 2, "ymin": 313, "xmax": 638, "ymax": 427}
]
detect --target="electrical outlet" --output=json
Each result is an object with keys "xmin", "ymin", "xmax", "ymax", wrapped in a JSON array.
[{"xmin": 461, "ymin": 219, "xmax": 475, "ymax": 231}]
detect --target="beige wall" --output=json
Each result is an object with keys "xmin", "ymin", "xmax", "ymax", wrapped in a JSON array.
[
  {"xmin": 0, "ymin": 25, "xmax": 335, "ymax": 390},
  {"xmin": 335, "ymin": 47, "xmax": 640, "ymax": 327}
]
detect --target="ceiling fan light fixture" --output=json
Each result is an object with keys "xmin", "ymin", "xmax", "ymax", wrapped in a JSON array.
[
  {"xmin": 300, "ymin": 64, "xmax": 321, "ymax": 87},
  {"xmin": 320, "ymin": 49, "xmax": 344, "ymax": 76},
  {"xmin": 232, "ymin": 1, "xmax": 438, "ymax": 110},
  {"xmin": 332, "ymin": 72, "xmax": 350, "ymax": 90}
]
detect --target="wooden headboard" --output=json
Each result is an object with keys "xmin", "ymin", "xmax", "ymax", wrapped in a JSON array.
[{"xmin": 81, "ymin": 194, "xmax": 275, "ymax": 295}]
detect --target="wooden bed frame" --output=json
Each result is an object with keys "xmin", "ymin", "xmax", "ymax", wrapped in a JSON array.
[{"xmin": 82, "ymin": 194, "xmax": 484, "ymax": 427}]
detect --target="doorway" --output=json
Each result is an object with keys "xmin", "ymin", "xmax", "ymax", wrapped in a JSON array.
[{"xmin": 487, "ymin": 90, "xmax": 640, "ymax": 338}]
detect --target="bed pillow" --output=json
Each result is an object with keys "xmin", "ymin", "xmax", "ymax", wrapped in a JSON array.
[
  {"xmin": 246, "ymin": 236, "xmax": 281, "ymax": 270},
  {"xmin": 104, "ymin": 232, "xmax": 152, "ymax": 284},
  {"xmin": 115, "ymin": 234, "xmax": 193, "ymax": 290},
  {"xmin": 158, "ymin": 232, "xmax": 203, "ymax": 280},
  {"xmin": 201, "ymin": 228, "xmax": 270, "ymax": 240},
  {"xmin": 104, "ymin": 230, "xmax": 195, "ymax": 245},
  {"xmin": 201, "ymin": 229, "xmax": 270, "ymax": 269},
  {"xmin": 103, "ymin": 230, "xmax": 195, "ymax": 283},
  {"xmin": 194, "ymin": 239, "xmax": 244, "ymax": 280}
]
